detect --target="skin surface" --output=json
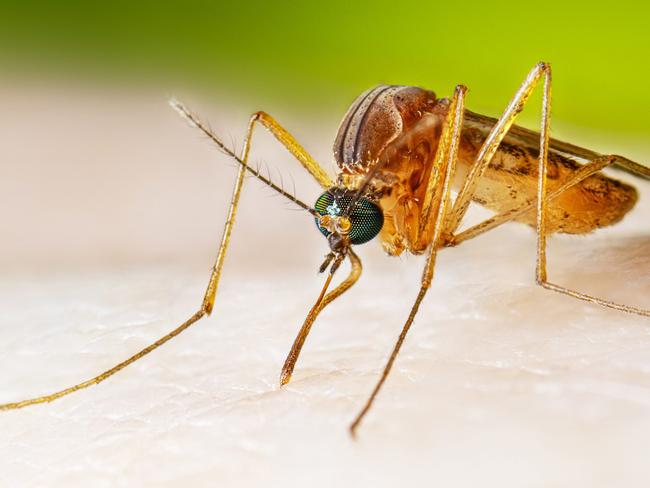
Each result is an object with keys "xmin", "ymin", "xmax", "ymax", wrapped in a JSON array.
[{"xmin": 2, "ymin": 81, "xmax": 650, "ymax": 488}]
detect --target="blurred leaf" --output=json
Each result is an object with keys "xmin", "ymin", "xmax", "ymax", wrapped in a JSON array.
[{"xmin": 1, "ymin": 0, "xmax": 649, "ymax": 137}]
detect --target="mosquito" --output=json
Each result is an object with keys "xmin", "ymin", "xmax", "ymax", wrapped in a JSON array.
[{"xmin": 2, "ymin": 62, "xmax": 649, "ymax": 437}]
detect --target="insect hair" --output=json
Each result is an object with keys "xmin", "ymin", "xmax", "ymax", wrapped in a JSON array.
[
  {"xmin": 342, "ymin": 157, "xmax": 386, "ymax": 218},
  {"xmin": 170, "ymin": 98, "xmax": 317, "ymax": 217}
]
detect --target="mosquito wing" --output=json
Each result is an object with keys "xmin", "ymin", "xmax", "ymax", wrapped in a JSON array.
[{"xmin": 463, "ymin": 110, "xmax": 650, "ymax": 180}]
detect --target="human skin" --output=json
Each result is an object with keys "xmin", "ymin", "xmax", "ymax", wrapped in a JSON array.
[{"xmin": 1, "ymin": 82, "xmax": 650, "ymax": 487}]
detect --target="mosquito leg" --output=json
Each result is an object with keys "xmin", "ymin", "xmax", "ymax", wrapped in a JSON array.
[
  {"xmin": 239, "ymin": 111, "xmax": 359, "ymax": 387},
  {"xmin": 349, "ymin": 87, "xmax": 465, "ymax": 436},
  {"xmin": 444, "ymin": 62, "xmax": 552, "ymax": 236},
  {"xmin": 447, "ymin": 154, "xmax": 618, "ymax": 247},
  {"xmin": 175, "ymin": 101, "xmax": 357, "ymax": 388},
  {"xmin": 248, "ymin": 111, "xmax": 334, "ymax": 189},
  {"xmin": 0, "ymin": 311, "xmax": 208, "ymax": 411},
  {"xmin": 416, "ymin": 85, "xmax": 467, "ymax": 245},
  {"xmin": 0, "ymin": 105, "xmax": 332, "ymax": 411},
  {"xmin": 348, "ymin": 260, "xmax": 435, "ymax": 437},
  {"xmin": 0, "ymin": 111, "xmax": 261, "ymax": 411},
  {"xmin": 0, "ymin": 180, "xmax": 245, "ymax": 410},
  {"xmin": 280, "ymin": 249, "xmax": 362, "ymax": 386},
  {"xmin": 201, "ymin": 108, "xmax": 333, "ymax": 313},
  {"xmin": 531, "ymin": 75, "xmax": 650, "ymax": 317}
]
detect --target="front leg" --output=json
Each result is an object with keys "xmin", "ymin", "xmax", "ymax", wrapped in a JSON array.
[{"xmin": 349, "ymin": 85, "xmax": 466, "ymax": 436}]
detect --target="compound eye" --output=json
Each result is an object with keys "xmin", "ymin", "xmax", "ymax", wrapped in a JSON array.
[
  {"xmin": 347, "ymin": 197, "xmax": 383, "ymax": 244},
  {"xmin": 314, "ymin": 190, "xmax": 384, "ymax": 245}
]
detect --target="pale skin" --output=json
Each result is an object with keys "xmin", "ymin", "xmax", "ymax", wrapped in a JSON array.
[{"xmin": 1, "ymin": 63, "xmax": 648, "ymax": 439}]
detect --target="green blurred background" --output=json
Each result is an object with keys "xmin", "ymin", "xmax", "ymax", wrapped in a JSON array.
[{"xmin": 1, "ymin": 0, "xmax": 649, "ymax": 138}]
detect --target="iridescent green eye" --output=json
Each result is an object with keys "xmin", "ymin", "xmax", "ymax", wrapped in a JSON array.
[{"xmin": 314, "ymin": 189, "xmax": 384, "ymax": 245}]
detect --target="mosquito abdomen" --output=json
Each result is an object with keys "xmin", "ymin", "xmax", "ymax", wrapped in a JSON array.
[{"xmin": 457, "ymin": 126, "xmax": 639, "ymax": 234}]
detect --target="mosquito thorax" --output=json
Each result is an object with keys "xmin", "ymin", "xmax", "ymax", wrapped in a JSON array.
[{"xmin": 314, "ymin": 188, "xmax": 384, "ymax": 246}]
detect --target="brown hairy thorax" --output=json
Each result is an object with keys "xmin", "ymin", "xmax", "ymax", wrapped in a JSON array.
[{"xmin": 333, "ymin": 85, "xmax": 638, "ymax": 256}]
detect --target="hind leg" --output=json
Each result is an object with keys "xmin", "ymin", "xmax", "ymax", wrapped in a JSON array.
[{"xmin": 528, "ymin": 69, "xmax": 650, "ymax": 316}]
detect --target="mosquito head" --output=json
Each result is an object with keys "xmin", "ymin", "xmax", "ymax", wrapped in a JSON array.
[{"xmin": 314, "ymin": 187, "xmax": 384, "ymax": 255}]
